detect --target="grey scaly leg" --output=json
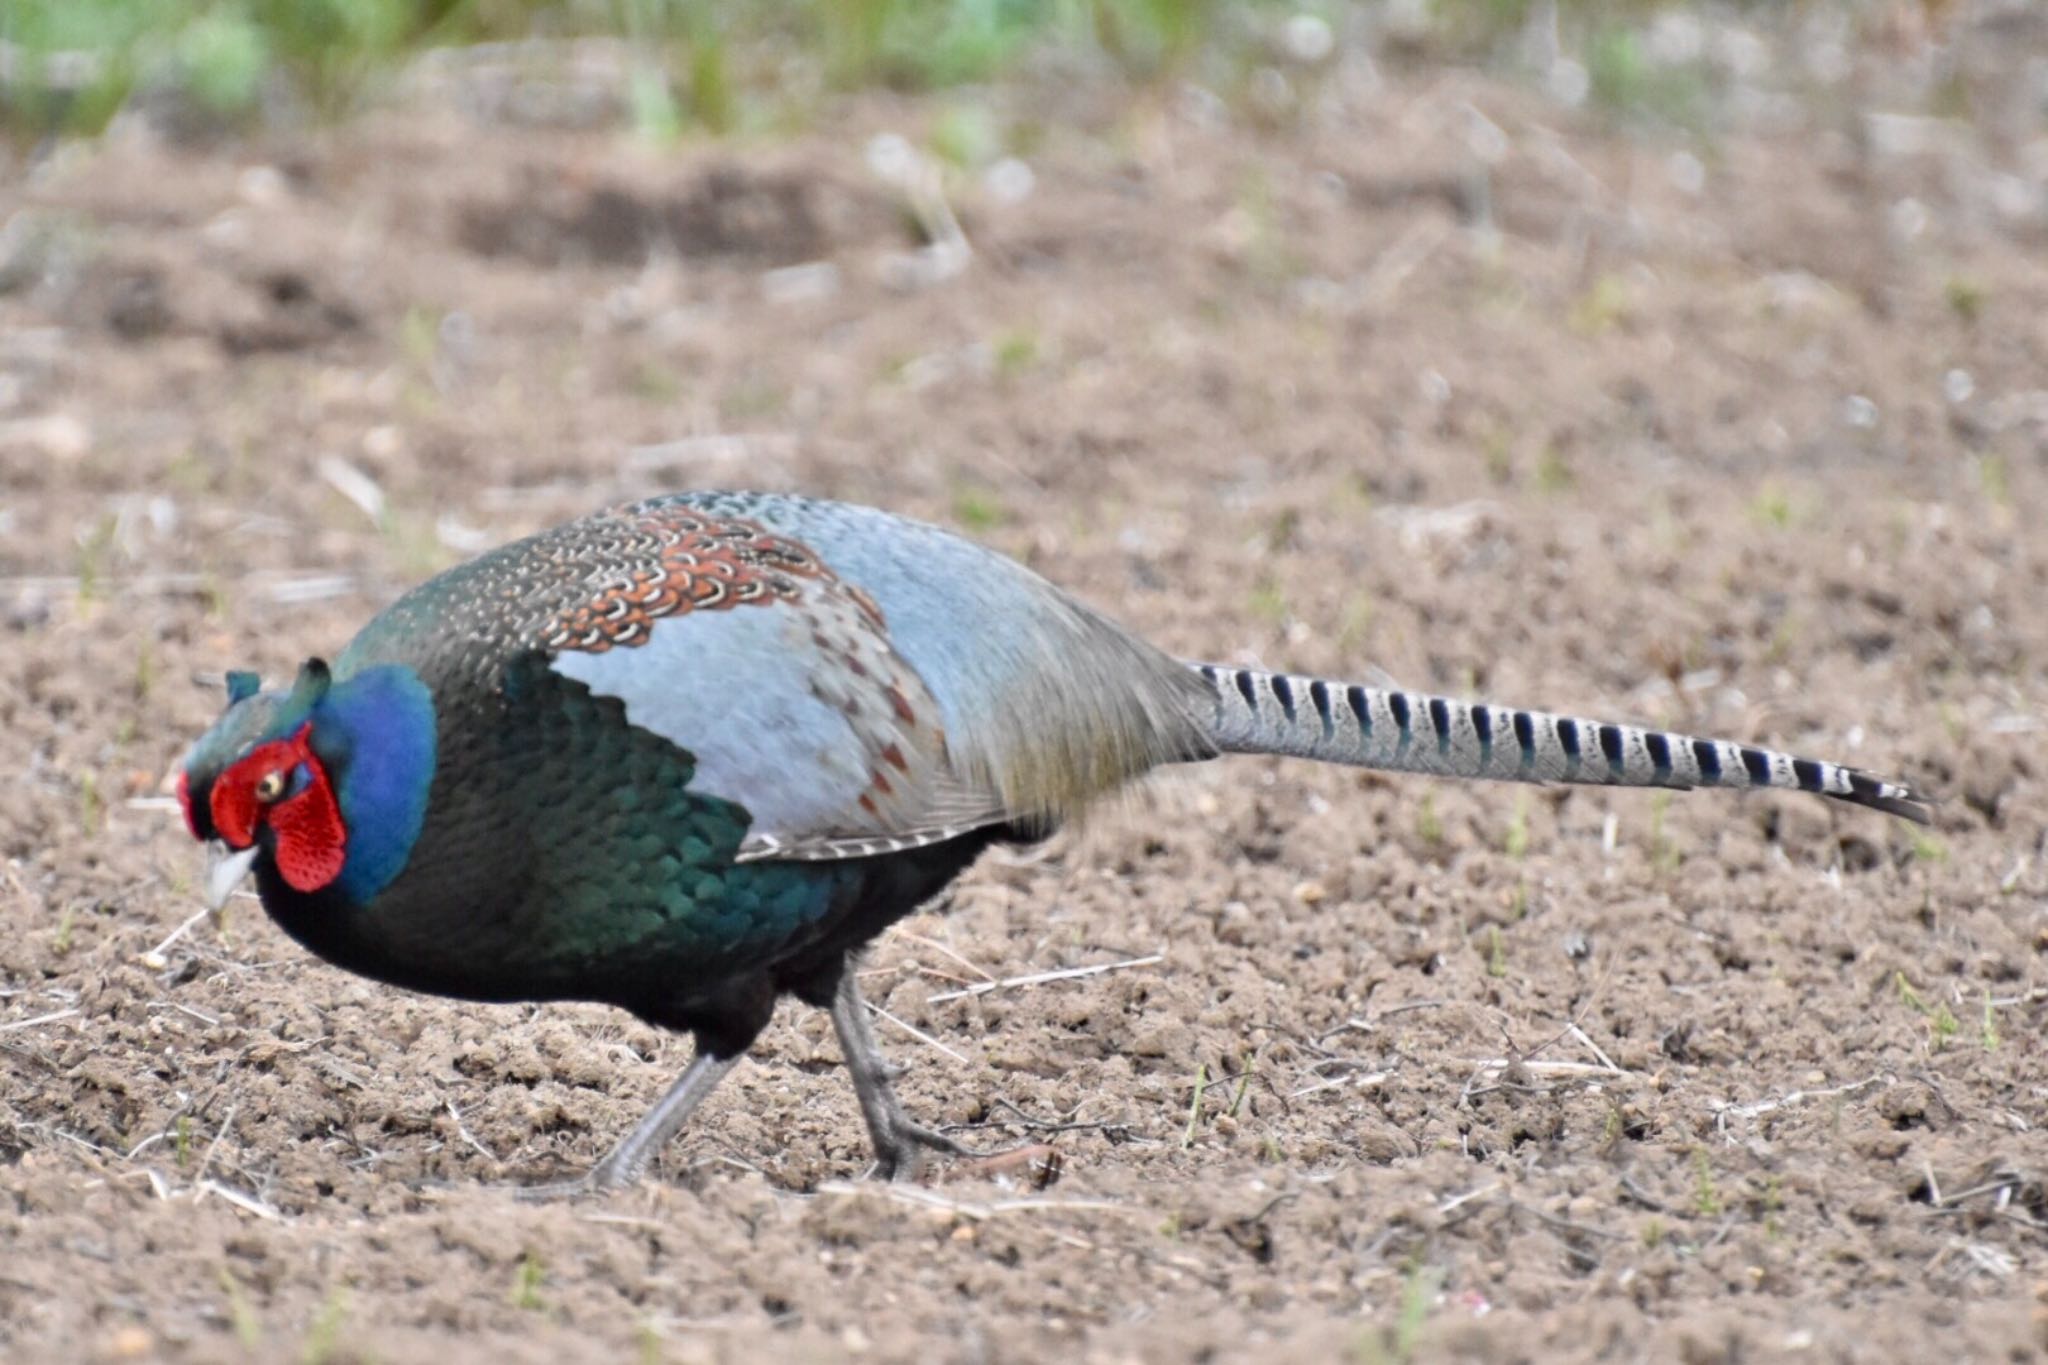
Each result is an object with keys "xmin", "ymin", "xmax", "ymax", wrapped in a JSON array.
[
  {"xmin": 830, "ymin": 970, "xmax": 968, "ymax": 1180},
  {"xmin": 516, "ymin": 1048, "xmax": 738, "ymax": 1201}
]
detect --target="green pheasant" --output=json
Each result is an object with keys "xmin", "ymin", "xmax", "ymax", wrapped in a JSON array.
[{"xmin": 175, "ymin": 492, "xmax": 1927, "ymax": 1192}]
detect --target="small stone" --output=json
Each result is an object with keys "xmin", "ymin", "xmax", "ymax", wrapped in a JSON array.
[
  {"xmin": 362, "ymin": 425, "xmax": 402, "ymax": 460},
  {"xmin": 1667, "ymin": 151, "xmax": 1705, "ymax": 195},
  {"xmin": 761, "ymin": 261, "xmax": 840, "ymax": 306},
  {"xmin": 983, "ymin": 158, "xmax": 1035, "ymax": 205},
  {"xmin": 237, "ymin": 165, "xmax": 288, "ymax": 206},
  {"xmin": 105, "ymin": 1326, "xmax": 154, "ymax": 1359},
  {"xmin": 1281, "ymin": 14, "xmax": 1334, "ymax": 63},
  {"xmin": 0, "ymin": 413, "xmax": 89, "ymax": 459}
]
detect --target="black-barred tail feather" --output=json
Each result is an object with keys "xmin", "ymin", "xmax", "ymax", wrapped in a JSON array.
[{"xmin": 1192, "ymin": 662, "xmax": 1929, "ymax": 824}]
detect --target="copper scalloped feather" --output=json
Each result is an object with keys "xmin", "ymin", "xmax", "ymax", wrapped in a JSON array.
[
  {"xmin": 533, "ymin": 498, "xmax": 1007, "ymax": 856},
  {"xmin": 540, "ymin": 506, "xmax": 831, "ymax": 654}
]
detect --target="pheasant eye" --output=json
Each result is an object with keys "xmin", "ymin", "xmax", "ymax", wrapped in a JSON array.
[{"xmin": 254, "ymin": 770, "xmax": 287, "ymax": 803}]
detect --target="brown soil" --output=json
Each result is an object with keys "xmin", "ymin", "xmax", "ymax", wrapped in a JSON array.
[{"xmin": 3, "ymin": 44, "xmax": 2047, "ymax": 1365}]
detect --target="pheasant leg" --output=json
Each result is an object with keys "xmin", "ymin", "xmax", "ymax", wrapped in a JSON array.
[
  {"xmin": 830, "ymin": 971, "xmax": 969, "ymax": 1180},
  {"xmin": 515, "ymin": 1048, "xmax": 738, "ymax": 1201}
]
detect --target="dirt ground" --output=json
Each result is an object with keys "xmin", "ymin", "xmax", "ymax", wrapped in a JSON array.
[{"xmin": 4, "ymin": 23, "xmax": 2047, "ymax": 1365}]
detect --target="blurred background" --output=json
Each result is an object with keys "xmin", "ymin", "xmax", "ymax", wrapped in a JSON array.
[{"xmin": 2, "ymin": 3, "xmax": 2044, "ymax": 1362}]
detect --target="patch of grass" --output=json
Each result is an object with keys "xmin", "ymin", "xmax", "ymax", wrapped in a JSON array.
[
  {"xmin": 1929, "ymin": 1002, "xmax": 1959, "ymax": 1049},
  {"xmin": 1896, "ymin": 970, "xmax": 1960, "ymax": 1051},
  {"xmin": 1569, "ymin": 273, "xmax": 1631, "ymax": 334},
  {"xmin": 74, "ymin": 514, "xmax": 119, "ymax": 602},
  {"xmin": 1336, "ymin": 595, "xmax": 1374, "ymax": 655},
  {"xmin": 1894, "ymin": 969, "xmax": 1929, "ymax": 1013},
  {"xmin": 510, "ymin": 1253, "xmax": 546, "ymax": 1312},
  {"xmin": 175, "ymin": 1115, "xmax": 194, "ymax": 1169},
  {"xmin": 992, "ymin": 329, "xmax": 1039, "ymax": 378},
  {"xmin": 1485, "ymin": 924, "xmax": 1507, "ymax": 978},
  {"xmin": 1977, "ymin": 452, "xmax": 2010, "ymax": 508},
  {"xmin": 200, "ymin": 572, "xmax": 230, "ymax": 621},
  {"xmin": 177, "ymin": 11, "xmax": 269, "ymax": 113},
  {"xmin": 1391, "ymin": 1259, "xmax": 1442, "ymax": 1360},
  {"xmin": 629, "ymin": 361, "xmax": 682, "ymax": 404},
  {"xmin": 1587, "ymin": 21, "xmax": 1709, "ymax": 128},
  {"xmin": 1944, "ymin": 276, "xmax": 1985, "ymax": 325},
  {"xmin": 1480, "ymin": 423, "xmax": 1515, "ymax": 485},
  {"xmin": 1262, "ymin": 508, "xmax": 1300, "ymax": 554},
  {"xmin": 1981, "ymin": 989, "xmax": 1999, "ymax": 1052},
  {"xmin": 301, "ymin": 1284, "xmax": 350, "ymax": 1365},
  {"xmin": 931, "ymin": 103, "xmax": 1001, "ymax": 170},
  {"xmin": 720, "ymin": 374, "xmax": 787, "ymax": 422},
  {"xmin": 1690, "ymin": 1145, "xmax": 1722, "ymax": 1217},
  {"xmin": 164, "ymin": 449, "xmax": 215, "ymax": 496},
  {"xmin": 1907, "ymin": 828, "xmax": 1946, "ymax": 863},
  {"xmin": 1503, "ymin": 791, "xmax": 1530, "ymax": 858},
  {"xmin": 398, "ymin": 304, "xmax": 441, "ymax": 371},
  {"xmin": 674, "ymin": 4, "xmax": 731, "ymax": 136},
  {"xmin": 1247, "ymin": 579, "xmax": 1289, "ymax": 627},
  {"xmin": 1091, "ymin": 0, "xmax": 1222, "ymax": 82},
  {"xmin": 5, "ymin": 0, "xmax": 478, "ymax": 134},
  {"xmin": 1936, "ymin": 702, "xmax": 1965, "ymax": 746},
  {"xmin": 1761, "ymin": 616, "xmax": 1796, "ymax": 666},
  {"xmin": 218, "ymin": 1267, "xmax": 263, "ymax": 1351},
  {"xmin": 1356, "ymin": 1259, "xmax": 1442, "ymax": 1365},
  {"xmin": 8, "ymin": 0, "xmax": 1578, "ymax": 144},
  {"xmin": 1749, "ymin": 481, "xmax": 1794, "ymax": 530},
  {"xmin": 821, "ymin": 0, "xmax": 1037, "ymax": 89},
  {"xmin": 52, "ymin": 904, "xmax": 77, "ymax": 956},
  {"xmin": 132, "ymin": 640, "xmax": 156, "ymax": 702},
  {"xmin": 76, "ymin": 771, "xmax": 104, "ymax": 838},
  {"xmin": 1416, "ymin": 792, "xmax": 1444, "ymax": 849},
  {"xmin": 950, "ymin": 485, "xmax": 1006, "ymax": 533},
  {"xmin": 1335, "ymin": 472, "xmax": 1375, "ymax": 513},
  {"xmin": 1647, "ymin": 790, "xmax": 1680, "ymax": 872},
  {"xmin": 1225, "ymin": 1055, "xmax": 1254, "ymax": 1118},
  {"xmin": 1533, "ymin": 444, "xmax": 1575, "ymax": 494}
]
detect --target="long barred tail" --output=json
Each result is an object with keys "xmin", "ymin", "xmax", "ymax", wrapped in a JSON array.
[{"xmin": 1190, "ymin": 662, "xmax": 1930, "ymax": 824}]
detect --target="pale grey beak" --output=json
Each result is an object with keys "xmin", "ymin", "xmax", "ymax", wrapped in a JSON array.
[{"xmin": 206, "ymin": 843, "xmax": 261, "ymax": 913}]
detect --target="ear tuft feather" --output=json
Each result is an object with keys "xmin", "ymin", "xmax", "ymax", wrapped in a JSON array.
[
  {"xmin": 225, "ymin": 671, "xmax": 261, "ymax": 706},
  {"xmin": 290, "ymin": 659, "xmax": 333, "ymax": 709}
]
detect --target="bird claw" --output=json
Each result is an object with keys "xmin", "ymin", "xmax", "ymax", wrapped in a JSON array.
[
  {"xmin": 505, "ymin": 1174, "xmax": 604, "ymax": 1204},
  {"xmin": 869, "ymin": 1117, "xmax": 972, "ymax": 1181},
  {"xmin": 494, "ymin": 1148, "xmax": 645, "ymax": 1203}
]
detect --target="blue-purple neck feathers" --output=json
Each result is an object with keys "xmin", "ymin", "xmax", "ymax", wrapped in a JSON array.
[{"xmin": 314, "ymin": 664, "xmax": 437, "ymax": 904}]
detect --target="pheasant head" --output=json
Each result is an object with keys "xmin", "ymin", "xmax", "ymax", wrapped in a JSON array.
[{"xmin": 175, "ymin": 659, "xmax": 437, "ymax": 910}]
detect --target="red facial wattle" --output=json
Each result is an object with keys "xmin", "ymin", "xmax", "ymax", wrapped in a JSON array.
[
  {"xmin": 208, "ymin": 723, "xmax": 348, "ymax": 894},
  {"xmin": 175, "ymin": 768, "xmax": 203, "ymax": 840}
]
